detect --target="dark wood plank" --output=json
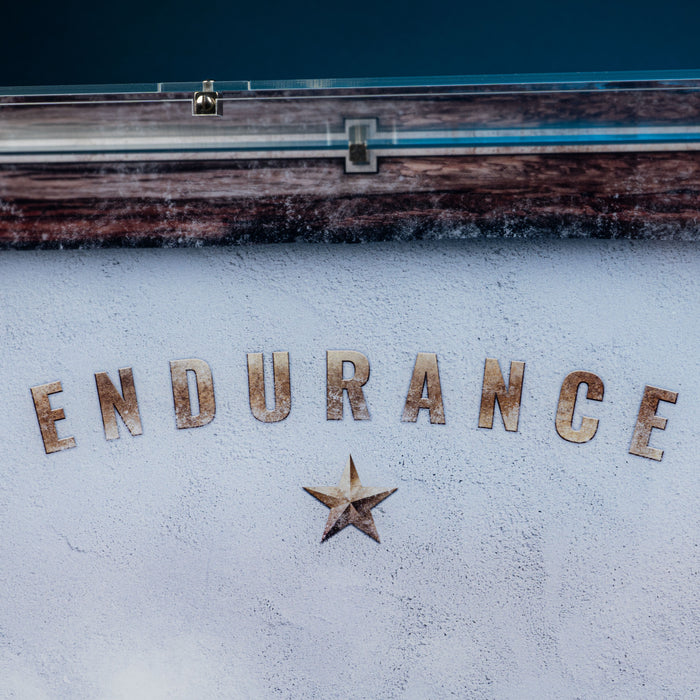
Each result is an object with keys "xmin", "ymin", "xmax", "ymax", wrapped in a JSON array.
[{"xmin": 2, "ymin": 153, "xmax": 699, "ymax": 246}]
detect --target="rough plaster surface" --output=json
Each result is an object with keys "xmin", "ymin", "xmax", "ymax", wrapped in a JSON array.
[{"xmin": 0, "ymin": 240, "xmax": 698, "ymax": 698}]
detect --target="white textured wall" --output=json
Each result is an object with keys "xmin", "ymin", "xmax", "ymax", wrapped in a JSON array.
[{"xmin": 0, "ymin": 240, "xmax": 697, "ymax": 698}]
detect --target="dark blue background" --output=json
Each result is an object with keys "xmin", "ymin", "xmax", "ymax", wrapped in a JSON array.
[{"xmin": 3, "ymin": 0, "xmax": 700, "ymax": 86}]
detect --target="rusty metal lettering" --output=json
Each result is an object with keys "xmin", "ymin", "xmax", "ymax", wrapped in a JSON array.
[
  {"xmin": 401, "ymin": 352, "xmax": 445, "ymax": 424},
  {"xmin": 95, "ymin": 368, "xmax": 143, "ymax": 441},
  {"xmin": 629, "ymin": 385, "xmax": 678, "ymax": 461},
  {"xmin": 30, "ymin": 381, "xmax": 77, "ymax": 454},
  {"xmin": 478, "ymin": 358, "xmax": 525, "ymax": 431},
  {"xmin": 169, "ymin": 358, "xmax": 216, "ymax": 429},
  {"xmin": 326, "ymin": 350, "xmax": 371, "ymax": 420},
  {"xmin": 555, "ymin": 370, "xmax": 604, "ymax": 443},
  {"xmin": 247, "ymin": 352, "xmax": 291, "ymax": 423}
]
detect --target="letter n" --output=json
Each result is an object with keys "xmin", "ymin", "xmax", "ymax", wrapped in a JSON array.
[{"xmin": 478, "ymin": 358, "xmax": 525, "ymax": 432}]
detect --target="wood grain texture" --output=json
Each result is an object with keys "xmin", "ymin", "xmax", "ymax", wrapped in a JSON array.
[
  {"xmin": 2, "ymin": 153, "xmax": 700, "ymax": 246},
  {"xmin": 3, "ymin": 80, "xmax": 700, "ymax": 246}
]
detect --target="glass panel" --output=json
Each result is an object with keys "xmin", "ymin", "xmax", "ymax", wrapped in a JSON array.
[
  {"xmin": 3, "ymin": 73, "xmax": 700, "ymax": 159},
  {"xmin": 5, "ymin": 68, "xmax": 700, "ymax": 96}
]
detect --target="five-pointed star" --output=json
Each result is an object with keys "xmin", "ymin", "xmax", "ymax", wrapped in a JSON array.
[{"xmin": 304, "ymin": 455, "xmax": 397, "ymax": 542}]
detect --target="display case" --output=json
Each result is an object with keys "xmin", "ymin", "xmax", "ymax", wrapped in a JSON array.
[{"xmin": 0, "ymin": 73, "xmax": 697, "ymax": 696}]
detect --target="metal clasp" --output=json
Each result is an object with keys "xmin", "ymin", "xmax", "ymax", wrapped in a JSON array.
[
  {"xmin": 345, "ymin": 118, "xmax": 378, "ymax": 173},
  {"xmin": 193, "ymin": 79, "xmax": 221, "ymax": 117}
]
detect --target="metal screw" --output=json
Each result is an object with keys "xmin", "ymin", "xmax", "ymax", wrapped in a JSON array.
[
  {"xmin": 193, "ymin": 80, "xmax": 220, "ymax": 117},
  {"xmin": 194, "ymin": 92, "xmax": 217, "ymax": 114}
]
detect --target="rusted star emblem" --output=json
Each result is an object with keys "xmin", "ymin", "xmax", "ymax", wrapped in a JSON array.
[{"xmin": 304, "ymin": 455, "xmax": 397, "ymax": 542}]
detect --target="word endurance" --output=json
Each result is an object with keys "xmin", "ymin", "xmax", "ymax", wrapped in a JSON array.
[{"xmin": 30, "ymin": 352, "xmax": 677, "ymax": 462}]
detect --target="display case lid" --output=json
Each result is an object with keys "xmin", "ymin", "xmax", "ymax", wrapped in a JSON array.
[
  {"xmin": 2, "ymin": 71, "xmax": 700, "ymax": 247},
  {"xmin": 5, "ymin": 68, "xmax": 700, "ymax": 95}
]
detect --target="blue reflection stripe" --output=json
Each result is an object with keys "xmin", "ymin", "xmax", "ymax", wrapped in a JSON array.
[{"xmin": 370, "ymin": 132, "xmax": 700, "ymax": 147}]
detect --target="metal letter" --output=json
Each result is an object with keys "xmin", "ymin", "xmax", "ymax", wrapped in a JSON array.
[
  {"xmin": 401, "ymin": 353, "xmax": 445, "ymax": 424},
  {"xmin": 555, "ymin": 370, "xmax": 604, "ymax": 443},
  {"xmin": 95, "ymin": 368, "xmax": 143, "ymax": 441},
  {"xmin": 30, "ymin": 381, "xmax": 77, "ymax": 454},
  {"xmin": 170, "ymin": 358, "xmax": 216, "ymax": 429},
  {"xmin": 478, "ymin": 358, "xmax": 525, "ymax": 432},
  {"xmin": 247, "ymin": 352, "xmax": 291, "ymax": 423},
  {"xmin": 629, "ymin": 385, "xmax": 678, "ymax": 461},
  {"xmin": 326, "ymin": 350, "xmax": 371, "ymax": 420}
]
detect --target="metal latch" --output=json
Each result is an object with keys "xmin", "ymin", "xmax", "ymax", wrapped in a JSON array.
[
  {"xmin": 193, "ymin": 80, "xmax": 221, "ymax": 117},
  {"xmin": 345, "ymin": 118, "xmax": 378, "ymax": 173}
]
